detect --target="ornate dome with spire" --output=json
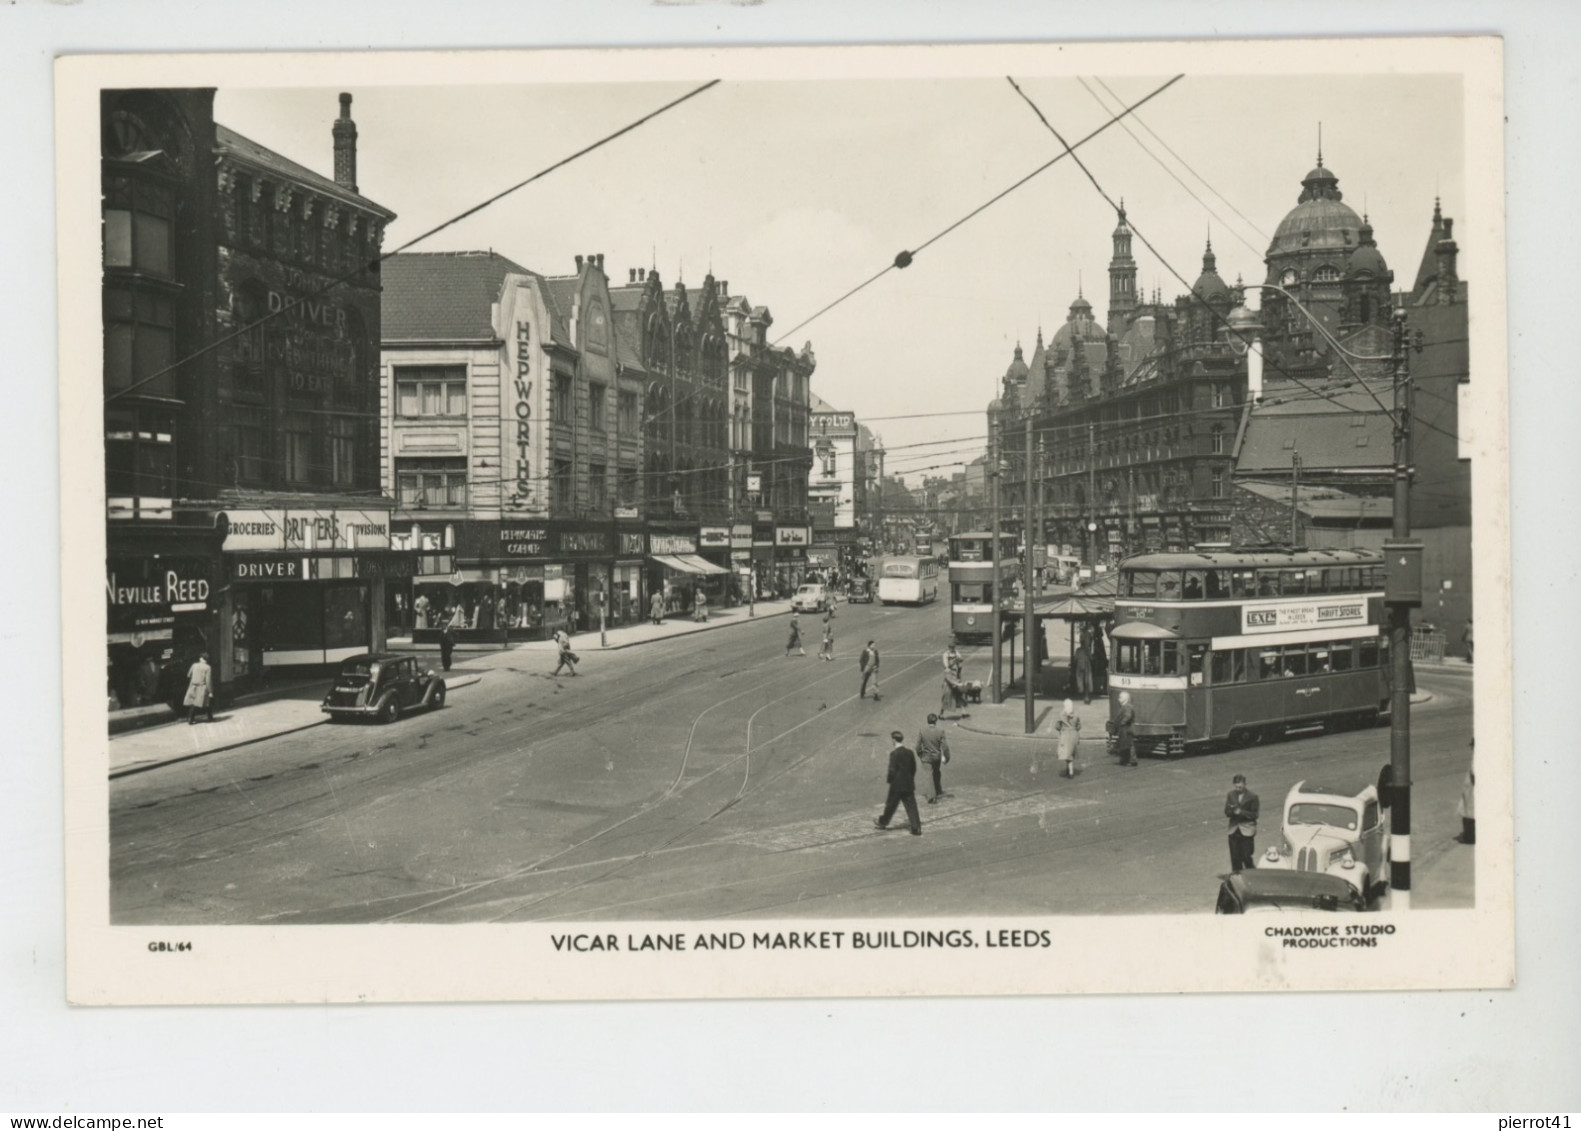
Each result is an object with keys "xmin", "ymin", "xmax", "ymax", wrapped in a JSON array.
[
  {"xmin": 1192, "ymin": 239, "xmax": 1231, "ymax": 304},
  {"xmin": 1265, "ymin": 153, "xmax": 1365, "ymax": 274},
  {"xmin": 1003, "ymin": 341, "xmax": 1030, "ymax": 384},
  {"xmin": 1346, "ymin": 213, "xmax": 1388, "ymax": 278}
]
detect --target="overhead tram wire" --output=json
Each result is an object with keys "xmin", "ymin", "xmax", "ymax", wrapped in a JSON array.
[
  {"xmin": 1004, "ymin": 76, "xmax": 1402, "ymax": 430},
  {"xmin": 769, "ymin": 74, "xmax": 1185, "ymax": 347},
  {"xmin": 1087, "ymin": 76, "xmax": 1271, "ymax": 244},
  {"xmin": 106, "ymin": 79, "xmax": 722, "ymax": 405},
  {"xmin": 1074, "ymin": 76, "xmax": 1265, "ymax": 262}
]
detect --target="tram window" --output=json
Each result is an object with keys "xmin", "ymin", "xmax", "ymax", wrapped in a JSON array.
[
  {"xmin": 1157, "ymin": 572, "xmax": 1182, "ymax": 600},
  {"xmin": 1115, "ymin": 641, "xmax": 1141, "ymax": 674},
  {"xmin": 1359, "ymin": 638, "xmax": 1380, "ymax": 668},
  {"xmin": 1233, "ymin": 650, "xmax": 1246, "ymax": 682},
  {"xmin": 1285, "ymin": 571, "xmax": 1309, "ymax": 596},
  {"xmin": 1363, "ymin": 566, "xmax": 1385, "ymax": 590},
  {"xmin": 1331, "ymin": 643, "xmax": 1354, "ymax": 672},
  {"xmin": 1142, "ymin": 641, "xmax": 1163, "ymax": 675},
  {"xmin": 955, "ymin": 582, "xmax": 987, "ymax": 603},
  {"xmin": 1128, "ymin": 571, "xmax": 1157, "ymax": 598},
  {"xmin": 1187, "ymin": 644, "xmax": 1206, "ymax": 686},
  {"xmin": 1307, "ymin": 569, "xmax": 1329, "ymax": 595},
  {"xmin": 1211, "ymin": 650, "xmax": 1233, "ymax": 684},
  {"xmin": 1258, "ymin": 650, "xmax": 1281, "ymax": 680},
  {"xmin": 1255, "ymin": 570, "xmax": 1282, "ymax": 597},
  {"xmin": 1310, "ymin": 648, "xmax": 1332, "ymax": 674},
  {"xmin": 1338, "ymin": 568, "xmax": 1360, "ymax": 592},
  {"xmin": 1183, "ymin": 570, "xmax": 1206, "ymax": 599},
  {"xmin": 1205, "ymin": 570, "xmax": 1230, "ymax": 599},
  {"xmin": 1284, "ymin": 649, "xmax": 1309, "ymax": 677},
  {"xmin": 1161, "ymin": 641, "xmax": 1180, "ymax": 675},
  {"xmin": 1231, "ymin": 569, "xmax": 1256, "ymax": 598}
]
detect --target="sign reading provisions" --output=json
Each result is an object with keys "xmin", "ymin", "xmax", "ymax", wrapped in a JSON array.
[{"xmin": 1241, "ymin": 598, "xmax": 1368, "ymax": 634}]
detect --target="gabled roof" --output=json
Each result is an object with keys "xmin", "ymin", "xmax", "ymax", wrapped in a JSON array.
[
  {"xmin": 809, "ymin": 391, "xmax": 843, "ymax": 414},
  {"xmin": 539, "ymin": 276, "xmax": 579, "ymax": 347},
  {"xmin": 215, "ymin": 124, "xmax": 395, "ymax": 220},
  {"xmin": 382, "ymin": 251, "xmax": 536, "ymax": 343},
  {"xmin": 1236, "ymin": 379, "xmax": 1394, "ymax": 473}
]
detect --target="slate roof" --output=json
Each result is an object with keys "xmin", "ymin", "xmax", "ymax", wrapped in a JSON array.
[
  {"xmin": 1236, "ymin": 378, "xmax": 1395, "ymax": 473},
  {"xmin": 539, "ymin": 276, "xmax": 579, "ymax": 347},
  {"xmin": 215, "ymin": 124, "xmax": 395, "ymax": 220},
  {"xmin": 382, "ymin": 251, "xmax": 538, "ymax": 343},
  {"xmin": 1237, "ymin": 480, "xmax": 1392, "ymax": 522}
]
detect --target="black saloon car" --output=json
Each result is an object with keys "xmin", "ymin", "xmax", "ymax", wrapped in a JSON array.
[
  {"xmin": 321, "ymin": 653, "xmax": 446, "ymax": 723},
  {"xmin": 1214, "ymin": 869, "xmax": 1368, "ymax": 914}
]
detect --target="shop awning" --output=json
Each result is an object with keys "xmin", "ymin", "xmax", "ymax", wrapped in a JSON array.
[
  {"xmin": 651, "ymin": 554, "xmax": 711, "ymax": 575},
  {"xmin": 676, "ymin": 554, "xmax": 729, "ymax": 575}
]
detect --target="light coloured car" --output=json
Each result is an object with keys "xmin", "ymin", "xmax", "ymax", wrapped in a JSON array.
[
  {"xmin": 791, "ymin": 583, "xmax": 832, "ymax": 613},
  {"xmin": 1259, "ymin": 779, "xmax": 1390, "ymax": 906}
]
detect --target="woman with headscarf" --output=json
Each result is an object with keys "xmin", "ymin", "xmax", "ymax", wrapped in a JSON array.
[{"xmin": 1055, "ymin": 699, "xmax": 1082, "ymax": 778}]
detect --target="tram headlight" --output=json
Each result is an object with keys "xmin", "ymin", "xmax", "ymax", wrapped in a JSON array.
[{"xmin": 965, "ymin": 615, "xmax": 976, "ymax": 627}]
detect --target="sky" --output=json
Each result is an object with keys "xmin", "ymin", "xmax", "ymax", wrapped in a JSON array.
[{"xmin": 216, "ymin": 72, "xmax": 1464, "ymax": 487}]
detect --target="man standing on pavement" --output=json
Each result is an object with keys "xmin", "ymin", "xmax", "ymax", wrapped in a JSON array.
[
  {"xmin": 859, "ymin": 640, "xmax": 882, "ymax": 700},
  {"xmin": 1113, "ymin": 689, "xmax": 1137, "ymax": 766},
  {"xmin": 550, "ymin": 626, "xmax": 579, "ymax": 677},
  {"xmin": 1073, "ymin": 633, "xmax": 1094, "ymax": 705},
  {"xmin": 874, "ymin": 730, "xmax": 922, "ymax": 836},
  {"xmin": 439, "ymin": 606, "xmax": 463, "ymax": 672},
  {"xmin": 916, "ymin": 713, "xmax": 952, "ymax": 803},
  {"xmin": 1224, "ymin": 773, "xmax": 1260, "ymax": 872}
]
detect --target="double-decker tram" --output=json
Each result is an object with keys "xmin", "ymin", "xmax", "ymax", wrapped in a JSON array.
[
  {"xmin": 1108, "ymin": 548, "xmax": 1391, "ymax": 756},
  {"xmin": 947, "ymin": 531, "xmax": 1019, "ymax": 643},
  {"xmin": 876, "ymin": 555, "xmax": 940, "ymax": 605}
]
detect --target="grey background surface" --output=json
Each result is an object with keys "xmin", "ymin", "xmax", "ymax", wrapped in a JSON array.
[{"xmin": 4, "ymin": 0, "xmax": 1576, "ymax": 1112}]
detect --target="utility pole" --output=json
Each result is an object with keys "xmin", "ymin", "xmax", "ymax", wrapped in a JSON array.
[
  {"xmin": 1386, "ymin": 306, "xmax": 1422, "ymax": 912},
  {"xmin": 1290, "ymin": 450, "xmax": 1302, "ymax": 546},
  {"xmin": 1023, "ymin": 413, "xmax": 1037, "ymax": 734},
  {"xmin": 990, "ymin": 413, "xmax": 1003, "ymax": 705},
  {"xmin": 1087, "ymin": 421, "xmax": 1097, "ymax": 568}
]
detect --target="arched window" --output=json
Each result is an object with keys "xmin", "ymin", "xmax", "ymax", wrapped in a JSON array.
[{"xmin": 1313, "ymin": 264, "xmax": 1341, "ymax": 283}]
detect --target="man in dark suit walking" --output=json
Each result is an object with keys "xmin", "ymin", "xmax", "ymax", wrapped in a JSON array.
[
  {"xmin": 874, "ymin": 730, "xmax": 922, "ymax": 836},
  {"xmin": 1224, "ymin": 773, "xmax": 1260, "ymax": 873}
]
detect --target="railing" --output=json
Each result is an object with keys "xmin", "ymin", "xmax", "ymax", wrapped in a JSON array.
[{"xmin": 1409, "ymin": 627, "xmax": 1446, "ymax": 664}]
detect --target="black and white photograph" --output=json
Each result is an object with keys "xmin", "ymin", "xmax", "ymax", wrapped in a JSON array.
[{"xmin": 58, "ymin": 38, "xmax": 1511, "ymax": 1005}]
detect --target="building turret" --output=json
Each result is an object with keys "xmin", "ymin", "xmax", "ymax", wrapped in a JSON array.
[{"xmin": 1108, "ymin": 202, "xmax": 1138, "ymax": 334}]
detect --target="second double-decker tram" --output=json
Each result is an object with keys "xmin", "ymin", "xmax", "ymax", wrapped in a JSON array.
[
  {"xmin": 877, "ymin": 555, "xmax": 940, "ymax": 605},
  {"xmin": 1109, "ymin": 548, "xmax": 1391, "ymax": 756},
  {"xmin": 947, "ymin": 531, "xmax": 1020, "ymax": 644}
]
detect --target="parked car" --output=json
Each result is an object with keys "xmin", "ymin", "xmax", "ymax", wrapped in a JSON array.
[
  {"xmin": 791, "ymin": 583, "xmax": 832, "ymax": 613},
  {"xmin": 1258, "ymin": 779, "xmax": 1390, "ymax": 905},
  {"xmin": 322, "ymin": 652, "xmax": 446, "ymax": 723},
  {"xmin": 1214, "ymin": 869, "xmax": 1368, "ymax": 914}
]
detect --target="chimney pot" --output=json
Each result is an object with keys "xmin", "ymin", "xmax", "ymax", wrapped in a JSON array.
[
  {"xmin": 332, "ymin": 92, "xmax": 358, "ymax": 193},
  {"xmin": 575, "ymin": 255, "xmax": 584, "ymax": 270},
  {"xmin": 629, "ymin": 268, "xmax": 637, "ymax": 283}
]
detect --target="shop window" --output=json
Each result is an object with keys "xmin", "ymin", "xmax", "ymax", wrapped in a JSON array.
[
  {"xmin": 394, "ymin": 365, "xmax": 466, "ymax": 418},
  {"xmin": 589, "ymin": 463, "xmax": 608, "ymax": 512},
  {"xmin": 589, "ymin": 383, "xmax": 607, "ymax": 432},
  {"xmin": 104, "ymin": 286, "xmax": 175, "ymax": 396},
  {"xmin": 396, "ymin": 457, "xmax": 466, "ymax": 510},
  {"xmin": 330, "ymin": 416, "xmax": 358, "ymax": 487},
  {"xmin": 233, "ymin": 406, "xmax": 267, "ymax": 483},
  {"xmin": 284, "ymin": 412, "xmax": 315, "ymax": 485},
  {"xmin": 104, "ymin": 406, "xmax": 175, "ymax": 498}
]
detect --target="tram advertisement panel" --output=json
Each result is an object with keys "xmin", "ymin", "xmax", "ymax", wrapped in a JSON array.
[{"xmin": 1241, "ymin": 597, "xmax": 1370, "ymax": 634}]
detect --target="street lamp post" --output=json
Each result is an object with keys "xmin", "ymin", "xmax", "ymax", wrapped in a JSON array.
[
  {"xmin": 989, "ymin": 410, "xmax": 1003, "ymax": 705},
  {"xmin": 1385, "ymin": 306, "xmax": 1422, "ymax": 911},
  {"xmin": 1023, "ymin": 413, "xmax": 1037, "ymax": 735}
]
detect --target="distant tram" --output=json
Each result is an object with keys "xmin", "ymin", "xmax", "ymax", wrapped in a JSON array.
[
  {"xmin": 1109, "ymin": 548, "xmax": 1391, "ymax": 757},
  {"xmin": 877, "ymin": 555, "xmax": 940, "ymax": 605},
  {"xmin": 947, "ymin": 531, "xmax": 1020, "ymax": 643}
]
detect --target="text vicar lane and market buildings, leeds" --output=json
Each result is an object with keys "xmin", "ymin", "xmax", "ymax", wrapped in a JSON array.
[{"xmin": 101, "ymin": 89, "xmax": 893, "ymax": 710}]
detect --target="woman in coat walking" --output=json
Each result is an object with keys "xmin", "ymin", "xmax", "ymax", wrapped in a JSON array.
[
  {"xmin": 1055, "ymin": 699, "xmax": 1081, "ymax": 778},
  {"xmin": 183, "ymin": 652, "xmax": 214, "ymax": 725}
]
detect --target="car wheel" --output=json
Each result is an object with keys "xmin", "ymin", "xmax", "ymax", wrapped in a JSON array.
[
  {"xmin": 427, "ymin": 684, "xmax": 446, "ymax": 710},
  {"xmin": 377, "ymin": 694, "xmax": 400, "ymax": 724}
]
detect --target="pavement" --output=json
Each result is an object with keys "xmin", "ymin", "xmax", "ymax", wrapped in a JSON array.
[{"xmin": 107, "ymin": 597, "xmax": 796, "ymax": 777}]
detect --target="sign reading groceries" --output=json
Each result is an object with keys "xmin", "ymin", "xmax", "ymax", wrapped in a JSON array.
[
  {"xmin": 1241, "ymin": 598, "xmax": 1368, "ymax": 634},
  {"xmin": 222, "ymin": 508, "xmax": 391, "ymax": 552}
]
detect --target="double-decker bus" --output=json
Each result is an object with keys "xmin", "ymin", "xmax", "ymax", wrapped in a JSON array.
[
  {"xmin": 947, "ymin": 532, "xmax": 1020, "ymax": 643},
  {"xmin": 1109, "ymin": 548, "xmax": 1390, "ymax": 757},
  {"xmin": 877, "ymin": 555, "xmax": 940, "ymax": 605}
]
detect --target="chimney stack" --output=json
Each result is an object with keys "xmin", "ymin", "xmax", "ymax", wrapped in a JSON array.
[
  {"xmin": 1435, "ymin": 218, "xmax": 1459, "ymax": 304},
  {"xmin": 332, "ymin": 93, "xmax": 358, "ymax": 193},
  {"xmin": 595, "ymin": 253, "xmax": 604, "ymax": 270},
  {"xmin": 629, "ymin": 268, "xmax": 637, "ymax": 283},
  {"xmin": 575, "ymin": 255, "xmax": 584, "ymax": 270}
]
